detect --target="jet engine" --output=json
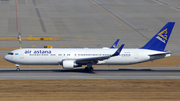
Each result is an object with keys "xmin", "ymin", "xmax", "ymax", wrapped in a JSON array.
[{"xmin": 62, "ymin": 60, "xmax": 81, "ymax": 69}]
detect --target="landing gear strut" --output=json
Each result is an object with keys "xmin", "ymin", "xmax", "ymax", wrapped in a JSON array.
[
  {"xmin": 16, "ymin": 64, "xmax": 20, "ymax": 71},
  {"xmin": 85, "ymin": 64, "xmax": 94, "ymax": 72}
]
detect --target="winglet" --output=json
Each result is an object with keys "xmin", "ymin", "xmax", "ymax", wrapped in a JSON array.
[
  {"xmin": 111, "ymin": 44, "xmax": 124, "ymax": 56},
  {"xmin": 140, "ymin": 22, "xmax": 175, "ymax": 51},
  {"xmin": 110, "ymin": 39, "xmax": 120, "ymax": 48}
]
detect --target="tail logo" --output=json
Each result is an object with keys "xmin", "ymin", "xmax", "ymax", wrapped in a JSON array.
[
  {"xmin": 158, "ymin": 28, "xmax": 168, "ymax": 40},
  {"xmin": 156, "ymin": 28, "xmax": 168, "ymax": 44},
  {"xmin": 141, "ymin": 22, "xmax": 175, "ymax": 51}
]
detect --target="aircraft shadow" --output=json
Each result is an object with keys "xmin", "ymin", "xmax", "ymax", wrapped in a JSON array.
[
  {"xmin": 0, "ymin": 68, "xmax": 96, "ymax": 74},
  {"xmin": 99, "ymin": 69, "xmax": 180, "ymax": 72},
  {"xmin": 0, "ymin": 68, "xmax": 180, "ymax": 73}
]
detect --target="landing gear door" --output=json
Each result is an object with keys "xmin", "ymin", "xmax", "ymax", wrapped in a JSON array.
[{"xmin": 134, "ymin": 52, "xmax": 138, "ymax": 59}]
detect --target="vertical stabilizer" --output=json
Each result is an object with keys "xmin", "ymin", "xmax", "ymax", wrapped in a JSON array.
[
  {"xmin": 110, "ymin": 39, "xmax": 119, "ymax": 48},
  {"xmin": 140, "ymin": 22, "xmax": 175, "ymax": 51}
]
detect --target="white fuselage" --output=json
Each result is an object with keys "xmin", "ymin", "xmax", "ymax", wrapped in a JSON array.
[{"xmin": 4, "ymin": 48, "xmax": 170, "ymax": 66}]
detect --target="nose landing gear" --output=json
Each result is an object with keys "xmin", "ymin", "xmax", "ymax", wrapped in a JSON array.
[{"xmin": 16, "ymin": 64, "xmax": 20, "ymax": 71}]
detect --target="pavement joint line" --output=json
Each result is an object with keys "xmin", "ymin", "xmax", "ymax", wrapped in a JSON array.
[
  {"xmin": 34, "ymin": 8, "xmax": 47, "ymax": 32},
  {"xmin": 91, "ymin": 0, "xmax": 149, "ymax": 40},
  {"xmin": 172, "ymin": 7, "xmax": 180, "ymax": 11},
  {"xmin": 154, "ymin": 0, "xmax": 169, "ymax": 5},
  {"xmin": 32, "ymin": 0, "xmax": 36, "ymax": 6}
]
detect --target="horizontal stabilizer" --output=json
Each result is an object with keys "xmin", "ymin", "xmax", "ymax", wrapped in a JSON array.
[{"xmin": 148, "ymin": 51, "xmax": 171, "ymax": 56}]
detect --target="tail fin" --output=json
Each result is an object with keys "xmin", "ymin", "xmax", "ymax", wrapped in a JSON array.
[
  {"xmin": 110, "ymin": 39, "xmax": 119, "ymax": 48},
  {"xmin": 140, "ymin": 22, "xmax": 175, "ymax": 51}
]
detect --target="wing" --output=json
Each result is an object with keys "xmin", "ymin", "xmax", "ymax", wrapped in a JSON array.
[{"xmin": 76, "ymin": 44, "xmax": 124, "ymax": 64}]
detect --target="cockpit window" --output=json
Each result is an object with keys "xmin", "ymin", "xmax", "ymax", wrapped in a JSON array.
[{"xmin": 8, "ymin": 52, "xmax": 14, "ymax": 55}]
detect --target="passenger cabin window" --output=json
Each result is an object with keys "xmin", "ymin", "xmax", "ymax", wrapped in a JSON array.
[
  {"xmin": 51, "ymin": 54, "xmax": 56, "ymax": 56},
  {"xmin": 8, "ymin": 53, "xmax": 14, "ymax": 55}
]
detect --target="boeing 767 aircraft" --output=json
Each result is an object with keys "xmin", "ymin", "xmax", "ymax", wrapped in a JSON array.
[{"xmin": 4, "ymin": 22, "xmax": 175, "ymax": 72}]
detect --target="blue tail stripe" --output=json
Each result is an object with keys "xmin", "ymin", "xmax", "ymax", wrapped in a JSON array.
[
  {"xmin": 140, "ymin": 22, "xmax": 175, "ymax": 51},
  {"xmin": 110, "ymin": 39, "xmax": 119, "ymax": 48}
]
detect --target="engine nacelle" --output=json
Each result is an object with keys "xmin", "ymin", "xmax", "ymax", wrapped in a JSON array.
[
  {"xmin": 62, "ymin": 60, "xmax": 75, "ymax": 69},
  {"xmin": 62, "ymin": 60, "xmax": 82, "ymax": 69}
]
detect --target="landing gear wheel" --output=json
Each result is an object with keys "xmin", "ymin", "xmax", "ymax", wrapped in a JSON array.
[
  {"xmin": 89, "ymin": 67, "xmax": 94, "ymax": 72},
  {"xmin": 16, "ymin": 68, "xmax": 20, "ymax": 71},
  {"xmin": 15, "ymin": 64, "xmax": 20, "ymax": 71},
  {"xmin": 85, "ymin": 67, "xmax": 94, "ymax": 72},
  {"xmin": 85, "ymin": 67, "xmax": 89, "ymax": 72}
]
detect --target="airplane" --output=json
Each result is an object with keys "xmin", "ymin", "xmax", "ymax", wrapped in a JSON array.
[{"xmin": 4, "ymin": 22, "xmax": 175, "ymax": 72}]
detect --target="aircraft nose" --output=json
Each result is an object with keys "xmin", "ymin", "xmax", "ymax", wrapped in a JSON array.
[{"xmin": 4, "ymin": 55, "xmax": 9, "ymax": 61}]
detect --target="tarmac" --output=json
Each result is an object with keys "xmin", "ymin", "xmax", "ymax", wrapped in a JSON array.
[
  {"xmin": 0, "ymin": 67, "xmax": 180, "ymax": 79},
  {"xmin": 0, "ymin": 0, "xmax": 180, "ymax": 80},
  {"xmin": 0, "ymin": 0, "xmax": 180, "ymax": 55}
]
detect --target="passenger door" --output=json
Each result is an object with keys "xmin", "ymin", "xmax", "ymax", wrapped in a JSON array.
[{"xmin": 134, "ymin": 52, "xmax": 138, "ymax": 59}]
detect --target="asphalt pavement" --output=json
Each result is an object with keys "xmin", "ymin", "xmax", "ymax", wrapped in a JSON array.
[{"xmin": 0, "ymin": 67, "xmax": 180, "ymax": 79}]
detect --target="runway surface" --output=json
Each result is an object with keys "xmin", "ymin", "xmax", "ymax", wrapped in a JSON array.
[
  {"xmin": 0, "ymin": 67, "xmax": 180, "ymax": 79},
  {"xmin": 0, "ymin": 0, "xmax": 180, "ymax": 80}
]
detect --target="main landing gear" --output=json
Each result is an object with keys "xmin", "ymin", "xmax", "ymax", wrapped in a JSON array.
[
  {"xmin": 85, "ymin": 67, "xmax": 94, "ymax": 72},
  {"xmin": 85, "ymin": 64, "xmax": 94, "ymax": 72},
  {"xmin": 16, "ymin": 64, "xmax": 20, "ymax": 71}
]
